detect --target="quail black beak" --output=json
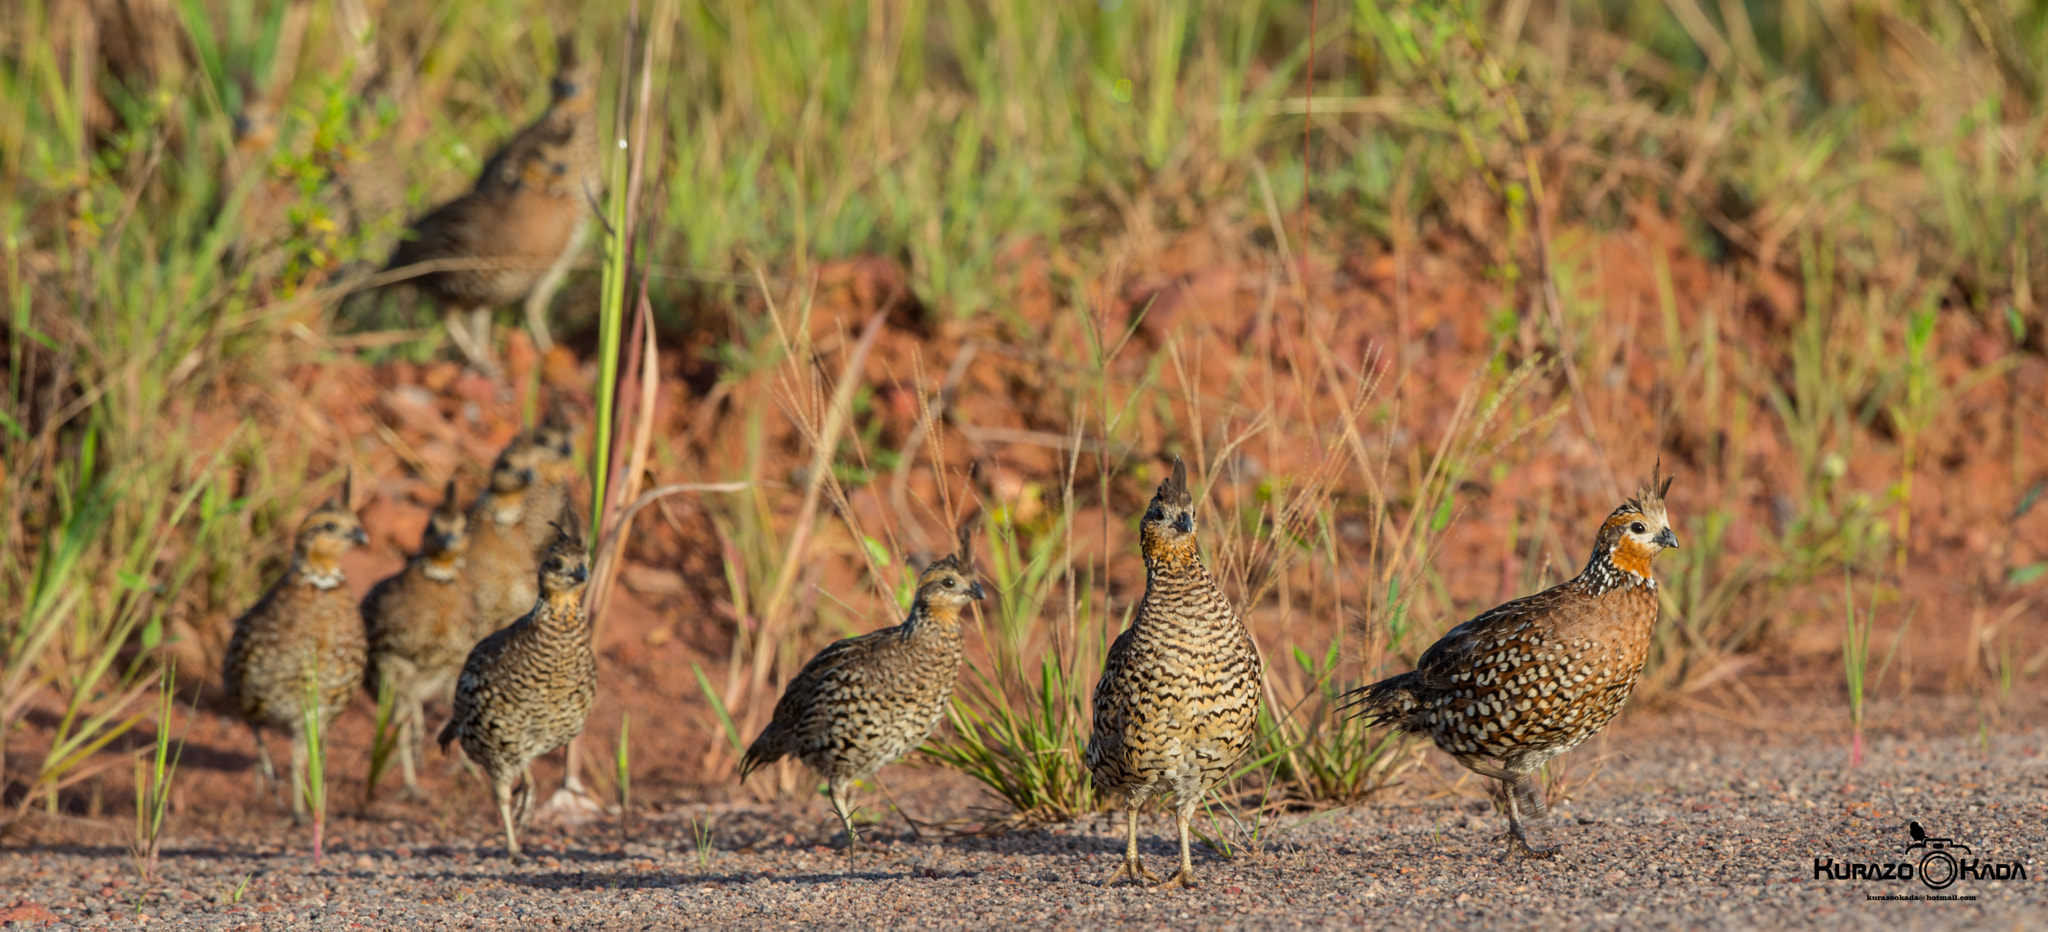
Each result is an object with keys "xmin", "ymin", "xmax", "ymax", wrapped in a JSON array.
[
  {"xmin": 968, "ymin": 581, "xmax": 987, "ymax": 601},
  {"xmin": 569, "ymin": 564, "xmax": 589, "ymax": 584},
  {"xmin": 1654, "ymin": 527, "xmax": 1680, "ymax": 550},
  {"xmin": 1173, "ymin": 512, "xmax": 1194, "ymax": 534},
  {"xmin": 351, "ymin": 527, "xmax": 369, "ymax": 545}
]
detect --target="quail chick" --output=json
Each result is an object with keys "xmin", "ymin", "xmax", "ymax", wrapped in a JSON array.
[
  {"xmin": 360, "ymin": 480, "xmax": 473, "ymax": 797},
  {"xmin": 384, "ymin": 35, "xmax": 599, "ymax": 370},
  {"xmin": 521, "ymin": 412, "xmax": 578, "ymax": 557},
  {"xmin": 222, "ymin": 488, "xmax": 370, "ymax": 824},
  {"xmin": 465, "ymin": 434, "xmax": 545, "ymax": 641},
  {"xmin": 741, "ymin": 523, "xmax": 983, "ymax": 848},
  {"xmin": 437, "ymin": 525, "xmax": 595, "ymax": 862},
  {"xmin": 1344, "ymin": 467, "xmax": 1679, "ymax": 858},
  {"xmin": 1088, "ymin": 456, "xmax": 1262, "ymax": 889}
]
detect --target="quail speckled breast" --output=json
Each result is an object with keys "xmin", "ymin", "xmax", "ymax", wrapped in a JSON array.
[
  {"xmin": 1344, "ymin": 466, "xmax": 1678, "ymax": 858},
  {"xmin": 740, "ymin": 523, "xmax": 983, "ymax": 848},
  {"xmin": 384, "ymin": 35, "xmax": 599, "ymax": 370},
  {"xmin": 436, "ymin": 524, "xmax": 595, "ymax": 862},
  {"xmin": 1087, "ymin": 457, "xmax": 1263, "ymax": 889},
  {"xmin": 360, "ymin": 480, "xmax": 473, "ymax": 797},
  {"xmin": 221, "ymin": 484, "xmax": 370, "ymax": 823}
]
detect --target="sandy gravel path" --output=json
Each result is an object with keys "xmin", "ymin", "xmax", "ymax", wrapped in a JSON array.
[{"xmin": 3, "ymin": 721, "xmax": 2043, "ymax": 930}]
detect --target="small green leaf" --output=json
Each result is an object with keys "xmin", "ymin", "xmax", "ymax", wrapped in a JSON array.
[
  {"xmin": 2007, "ymin": 563, "xmax": 2048, "ymax": 588},
  {"xmin": 117, "ymin": 570, "xmax": 150, "ymax": 591},
  {"xmin": 691, "ymin": 663, "xmax": 746, "ymax": 759},
  {"xmin": 1430, "ymin": 494, "xmax": 1454, "ymax": 532},
  {"xmin": 2015, "ymin": 481, "xmax": 2044, "ymax": 521}
]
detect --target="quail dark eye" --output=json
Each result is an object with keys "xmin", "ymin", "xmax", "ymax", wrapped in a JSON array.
[
  {"xmin": 942, "ymin": 578, "xmax": 955, "ymax": 588},
  {"xmin": 1630, "ymin": 521, "xmax": 1646, "ymax": 534}
]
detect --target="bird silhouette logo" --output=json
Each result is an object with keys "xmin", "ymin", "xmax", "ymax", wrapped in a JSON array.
[{"xmin": 1903, "ymin": 820, "xmax": 1966, "ymax": 854}]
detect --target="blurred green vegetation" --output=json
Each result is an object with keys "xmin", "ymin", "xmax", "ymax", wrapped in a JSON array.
[{"xmin": 2, "ymin": 0, "xmax": 2044, "ymax": 814}]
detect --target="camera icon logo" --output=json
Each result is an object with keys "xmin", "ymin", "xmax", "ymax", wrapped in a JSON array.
[{"xmin": 1904, "ymin": 821, "xmax": 1971, "ymax": 891}]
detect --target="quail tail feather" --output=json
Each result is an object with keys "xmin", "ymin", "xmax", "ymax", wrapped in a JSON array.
[
  {"xmin": 1340, "ymin": 671, "xmax": 1424, "ymax": 729},
  {"xmin": 738, "ymin": 726, "xmax": 788, "ymax": 780}
]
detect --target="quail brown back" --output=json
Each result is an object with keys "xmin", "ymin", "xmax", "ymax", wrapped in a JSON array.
[
  {"xmin": 436, "ymin": 529, "xmax": 595, "ymax": 861},
  {"xmin": 361, "ymin": 480, "xmax": 473, "ymax": 795},
  {"xmin": 740, "ymin": 524, "xmax": 982, "ymax": 848},
  {"xmin": 384, "ymin": 35, "xmax": 599, "ymax": 365},
  {"xmin": 1087, "ymin": 457, "xmax": 1261, "ymax": 889},
  {"xmin": 1345, "ymin": 466, "xmax": 1680, "ymax": 858},
  {"xmin": 222, "ymin": 493, "xmax": 369, "ymax": 822}
]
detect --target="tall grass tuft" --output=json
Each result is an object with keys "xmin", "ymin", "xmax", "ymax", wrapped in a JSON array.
[
  {"xmin": 297, "ymin": 676, "xmax": 328, "ymax": 863},
  {"xmin": 613, "ymin": 712, "xmax": 632, "ymax": 842},
  {"xmin": 130, "ymin": 663, "xmax": 188, "ymax": 883},
  {"xmin": 361, "ymin": 676, "xmax": 400, "ymax": 804},
  {"xmin": 1840, "ymin": 573, "xmax": 1911, "ymax": 768},
  {"xmin": 924, "ymin": 506, "xmax": 1105, "ymax": 822},
  {"xmin": 1261, "ymin": 640, "xmax": 1413, "ymax": 805}
]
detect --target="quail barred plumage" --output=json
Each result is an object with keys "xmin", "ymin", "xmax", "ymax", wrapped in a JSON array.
[
  {"xmin": 1344, "ymin": 467, "xmax": 1679, "ymax": 858},
  {"xmin": 464, "ymin": 434, "xmax": 546, "ymax": 641},
  {"xmin": 436, "ymin": 525, "xmax": 595, "ymax": 862},
  {"xmin": 222, "ymin": 487, "xmax": 370, "ymax": 824},
  {"xmin": 1087, "ymin": 457, "xmax": 1263, "ymax": 889},
  {"xmin": 360, "ymin": 480, "xmax": 473, "ymax": 796},
  {"xmin": 740, "ymin": 524, "xmax": 983, "ymax": 848},
  {"xmin": 384, "ymin": 35, "xmax": 598, "ymax": 369}
]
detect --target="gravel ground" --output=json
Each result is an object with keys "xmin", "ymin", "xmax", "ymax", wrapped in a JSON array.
[{"xmin": 3, "ymin": 721, "xmax": 2043, "ymax": 930}]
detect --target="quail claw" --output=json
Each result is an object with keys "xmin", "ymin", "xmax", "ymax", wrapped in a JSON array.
[{"xmin": 1100, "ymin": 858, "xmax": 1162, "ymax": 887}]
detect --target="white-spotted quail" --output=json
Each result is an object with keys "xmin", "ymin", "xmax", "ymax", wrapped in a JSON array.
[
  {"xmin": 222, "ymin": 485, "xmax": 370, "ymax": 823},
  {"xmin": 360, "ymin": 480, "xmax": 473, "ymax": 796},
  {"xmin": 740, "ymin": 523, "xmax": 982, "ymax": 848},
  {"xmin": 436, "ymin": 523, "xmax": 595, "ymax": 862},
  {"xmin": 1087, "ymin": 457, "xmax": 1263, "ymax": 889},
  {"xmin": 1343, "ymin": 466, "xmax": 1678, "ymax": 858}
]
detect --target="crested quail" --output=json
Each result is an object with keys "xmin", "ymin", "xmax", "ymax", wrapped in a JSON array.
[
  {"xmin": 740, "ymin": 523, "xmax": 983, "ymax": 849},
  {"xmin": 384, "ymin": 35, "xmax": 599, "ymax": 370},
  {"xmin": 1088, "ymin": 457, "xmax": 1263, "ymax": 889},
  {"xmin": 360, "ymin": 480, "xmax": 473, "ymax": 797},
  {"xmin": 521, "ymin": 411, "xmax": 578, "ymax": 556},
  {"xmin": 464, "ymin": 434, "xmax": 546, "ymax": 641},
  {"xmin": 1343, "ymin": 467, "xmax": 1679, "ymax": 858},
  {"xmin": 222, "ymin": 485, "xmax": 370, "ymax": 824},
  {"xmin": 437, "ymin": 524, "xmax": 595, "ymax": 862}
]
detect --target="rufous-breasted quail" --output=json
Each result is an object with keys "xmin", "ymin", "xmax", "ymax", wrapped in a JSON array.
[{"xmin": 1344, "ymin": 467, "xmax": 1679, "ymax": 858}]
